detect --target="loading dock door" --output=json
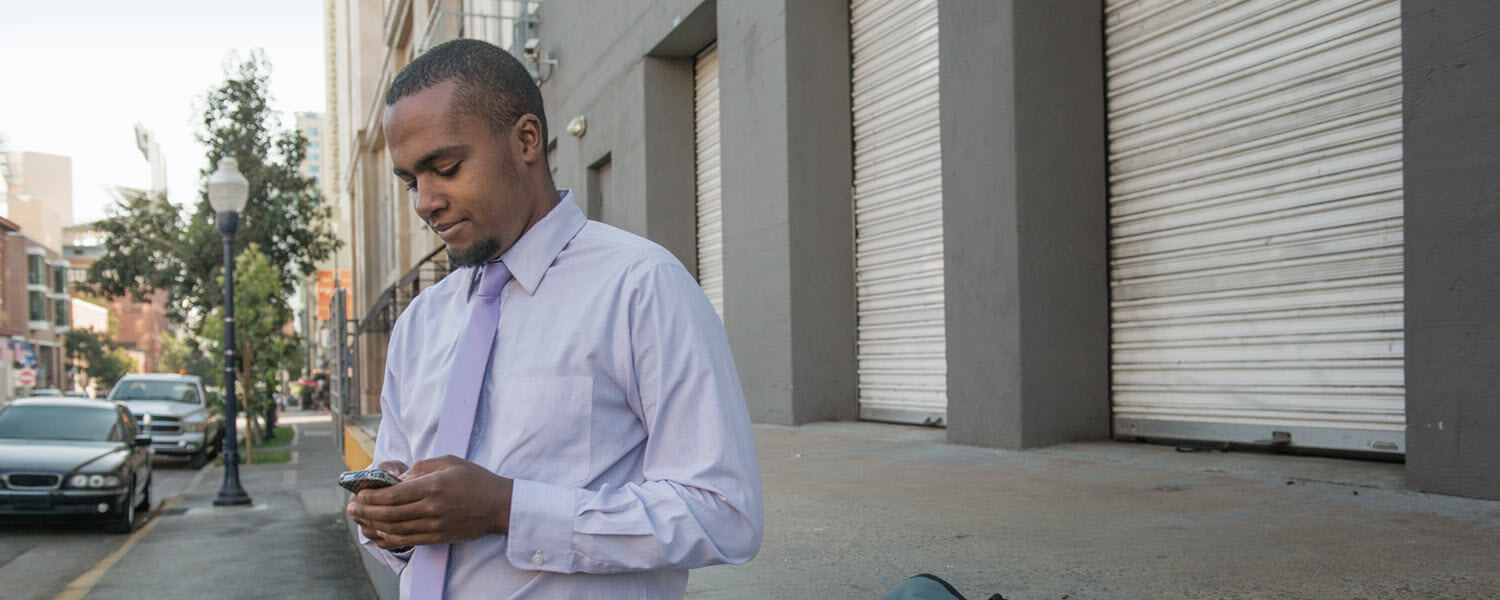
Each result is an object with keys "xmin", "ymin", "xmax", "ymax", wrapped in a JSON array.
[
  {"xmin": 851, "ymin": 0, "xmax": 947, "ymax": 425},
  {"xmin": 695, "ymin": 43, "xmax": 724, "ymax": 321},
  {"xmin": 1105, "ymin": 0, "xmax": 1406, "ymax": 454}
]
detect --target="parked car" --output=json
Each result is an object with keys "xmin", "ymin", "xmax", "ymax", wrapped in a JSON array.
[
  {"xmin": 28, "ymin": 388, "xmax": 61, "ymax": 397},
  {"xmin": 0, "ymin": 397, "xmax": 153, "ymax": 533},
  {"xmin": 107, "ymin": 374, "xmax": 224, "ymax": 468}
]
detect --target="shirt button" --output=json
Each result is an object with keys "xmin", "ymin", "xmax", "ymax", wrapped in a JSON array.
[
  {"xmin": 472, "ymin": 422, "xmax": 480, "ymax": 435},
  {"xmin": 532, "ymin": 551, "xmax": 545, "ymax": 565}
]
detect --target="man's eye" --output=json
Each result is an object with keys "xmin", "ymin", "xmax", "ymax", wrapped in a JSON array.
[
  {"xmin": 437, "ymin": 163, "xmax": 460, "ymax": 177},
  {"xmin": 403, "ymin": 180, "xmax": 417, "ymax": 192}
]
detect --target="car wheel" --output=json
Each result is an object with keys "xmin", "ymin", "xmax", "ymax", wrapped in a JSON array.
[
  {"xmin": 107, "ymin": 481, "xmax": 137, "ymax": 534},
  {"xmin": 189, "ymin": 449, "xmax": 207, "ymax": 469},
  {"xmin": 137, "ymin": 475, "xmax": 152, "ymax": 513}
]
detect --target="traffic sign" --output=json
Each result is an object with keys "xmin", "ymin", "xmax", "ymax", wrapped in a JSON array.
[{"xmin": 15, "ymin": 368, "xmax": 36, "ymax": 387}]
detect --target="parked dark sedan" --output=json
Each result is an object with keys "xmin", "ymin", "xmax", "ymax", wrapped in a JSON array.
[{"xmin": 0, "ymin": 398, "xmax": 153, "ymax": 533}]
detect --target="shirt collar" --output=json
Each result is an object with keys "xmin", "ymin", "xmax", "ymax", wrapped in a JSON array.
[{"xmin": 499, "ymin": 189, "xmax": 585, "ymax": 295}]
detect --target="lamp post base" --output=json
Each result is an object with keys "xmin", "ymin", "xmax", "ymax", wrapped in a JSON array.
[
  {"xmin": 213, "ymin": 490, "xmax": 253, "ymax": 507},
  {"xmin": 214, "ymin": 457, "xmax": 253, "ymax": 506}
]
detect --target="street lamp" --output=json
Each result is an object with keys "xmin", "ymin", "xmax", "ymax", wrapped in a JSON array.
[{"xmin": 208, "ymin": 157, "xmax": 252, "ymax": 507}]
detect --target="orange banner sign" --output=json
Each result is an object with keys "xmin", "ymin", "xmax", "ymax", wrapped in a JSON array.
[{"xmin": 317, "ymin": 269, "xmax": 353, "ymax": 320}]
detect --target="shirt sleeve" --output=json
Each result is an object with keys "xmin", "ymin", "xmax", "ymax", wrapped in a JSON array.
[
  {"xmin": 356, "ymin": 333, "xmax": 416, "ymax": 575},
  {"xmin": 505, "ymin": 262, "xmax": 764, "ymax": 574}
]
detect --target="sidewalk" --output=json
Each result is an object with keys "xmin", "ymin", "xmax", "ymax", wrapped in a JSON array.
[
  {"xmin": 689, "ymin": 422, "xmax": 1500, "ymax": 599},
  {"xmin": 83, "ymin": 414, "xmax": 1500, "ymax": 599},
  {"xmin": 79, "ymin": 410, "xmax": 375, "ymax": 600}
]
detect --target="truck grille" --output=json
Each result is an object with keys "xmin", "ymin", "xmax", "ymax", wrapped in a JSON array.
[
  {"xmin": 5, "ymin": 473, "xmax": 61, "ymax": 489},
  {"xmin": 137, "ymin": 414, "xmax": 182, "ymax": 434}
]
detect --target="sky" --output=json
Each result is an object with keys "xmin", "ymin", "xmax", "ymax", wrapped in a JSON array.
[{"xmin": 0, "ymin": 0, "xmax": 326, "ymax": 224}]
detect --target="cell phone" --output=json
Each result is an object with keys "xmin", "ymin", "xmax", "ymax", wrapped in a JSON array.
[{"xmin": 339, "ymin": 468, "xmax": 402, "ymax": 493}]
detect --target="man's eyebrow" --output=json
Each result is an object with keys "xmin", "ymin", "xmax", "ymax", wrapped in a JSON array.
[{"xmin": 392, "ymin": 145, "xmax": 465, "ymax": 178}]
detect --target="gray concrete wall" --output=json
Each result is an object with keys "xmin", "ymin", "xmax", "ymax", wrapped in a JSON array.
[
  {"xmin": 1402, "ymin": 0, "xmax": 1500, "ymax": 500},
  {"xmin": 939, "ymin": 2, "xmax": 1110, "ymax": 448},
  {"xmin": 539, "ymin": 0, "xmax": 855, "ymax": 425},
  {"xmin": 537, "ymin": 0, "xmax": 706, "ymax": 268},
  {"xmin": 718, "ymin": 0, "xmax": 857, "ymax": 425}
]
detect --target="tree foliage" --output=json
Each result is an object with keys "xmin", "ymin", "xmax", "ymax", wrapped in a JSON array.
[
  {"xmin": 63, "ymin": 328, "xmax": 136, "ymax": 394},
  {"xmin": 84, "ymin": 50, "xmax": 337, "ymax": 317},
  {"xmin": 201, "ymin": 244, "xmax": 304, "ymax": 444},
  {"xmin": 160, "ymin": 330, "xmax": 218, "ymax": 387},
  {"xmin": 80, "ymin": 50, "xmax": 332, "ymax": 406}
]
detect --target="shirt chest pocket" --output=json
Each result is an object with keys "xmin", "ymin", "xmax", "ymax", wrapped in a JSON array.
[{"xmin": 485, "ymin": 375, "xmax": 593, "ymax": 487}]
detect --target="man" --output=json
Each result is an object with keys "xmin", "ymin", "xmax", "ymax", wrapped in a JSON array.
[{"xmin": 346, "ymin": 39, "xmax": 763, "ymax": 599}]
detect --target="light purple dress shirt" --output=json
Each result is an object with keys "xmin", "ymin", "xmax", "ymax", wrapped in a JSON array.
[{"xmin": 358, "ymin": 191, "xmax": 763, "ymax": 599}]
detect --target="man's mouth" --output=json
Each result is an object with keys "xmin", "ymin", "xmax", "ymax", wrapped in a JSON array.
[{"xmin": 431, "ymin": 220, "xmax": 463, "ymax": 238}]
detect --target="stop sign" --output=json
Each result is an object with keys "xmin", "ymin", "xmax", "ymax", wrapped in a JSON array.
[{"xmin": 15, "ymin": 368, "xmax": 35, "ymax": 387}]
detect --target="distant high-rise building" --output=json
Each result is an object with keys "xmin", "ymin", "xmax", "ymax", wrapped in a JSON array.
[
  {"xmin": 296, "ymin": 112, "xmax": 329, "ymax": 186},
  {"xmin": 2, "ymin": 151, "xmax": 72, "ymax": 253}
]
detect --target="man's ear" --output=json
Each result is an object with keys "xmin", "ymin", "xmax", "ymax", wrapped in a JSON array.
[{"xmin": 514, "ymin": 114, "xmax": 544, "ymax": 164}]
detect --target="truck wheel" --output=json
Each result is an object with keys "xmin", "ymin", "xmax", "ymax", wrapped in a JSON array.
[{"xmin": 189, "ymin": 449, "xmax": 207, "ymax": 469}]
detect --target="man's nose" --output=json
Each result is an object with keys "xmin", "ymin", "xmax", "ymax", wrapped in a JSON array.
[{"xmin": 413, "ymin": 183, "xmax": 445, "ymax": 220}]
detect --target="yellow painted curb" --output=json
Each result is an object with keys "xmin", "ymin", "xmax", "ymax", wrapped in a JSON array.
[{"xmin": 343, "ymin": 423, "xmax": 376, "ymax": 470}]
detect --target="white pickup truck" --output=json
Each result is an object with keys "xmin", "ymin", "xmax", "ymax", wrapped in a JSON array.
[{"xmin": 107, "ymin": 374, "xmax": 225, "ymax": 468}]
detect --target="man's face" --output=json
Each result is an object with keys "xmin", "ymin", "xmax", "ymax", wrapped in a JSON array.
[{"xmin": 384, "ymin": 80, "xmax": 531, "ymax": 267}]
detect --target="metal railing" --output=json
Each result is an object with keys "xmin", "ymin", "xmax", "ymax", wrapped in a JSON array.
[{"xmin": 417, "ymin": 0, "xmax": 542, "ymax": 59}]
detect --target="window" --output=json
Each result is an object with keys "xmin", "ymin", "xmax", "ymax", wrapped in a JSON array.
[
  {"xmin": 111, "ymin": 380, "xmax": 202, "ymax": 405},
  {"xmin": 54, "ymin": 298, "xmax": 68, "ymax": 327},
  {"xmin": 309, "ymin": 141, "xmax": 319, "ymax": 150},
  {"xmin": 0, "ymin": 405, "xmax": 121, "ymax": 441},
  {"xmin": 310, "ymin": 153, "xmax": 320, "ymax": 162},
  {"xmin": 307, "ymin": 126, "xmax": 319, "ymax": 136},
  {"xmin": 29, "ymin": 291, "xmax": 46, "ymax": 321},
  {"xmin": 27, "ymin": 255, "xmax": 43, "ymax": 285},
  {"xmin": 310, "ymin": 165, "xmax": 320, "ymax": 174},
  {"xmin": 52, "ymin": 265, "xmax": 66, "ymax": 294}
]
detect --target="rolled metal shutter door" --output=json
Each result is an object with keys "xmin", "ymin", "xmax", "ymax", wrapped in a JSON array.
[
  {"xmin": 695, "ymin": 43, "xmax": 724, "ymax": 320},
  {"xmin": 852, "ymin": 0, "xmax": 947, "ymax": 426},
  {"xmin": 1105, "ymin": 0, "xmax": 1405, "ymax": 454}
]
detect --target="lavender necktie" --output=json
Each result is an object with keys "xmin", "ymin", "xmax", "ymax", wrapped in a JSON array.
[{"xmin": 409, "ymin": 261, "xmax": 511, "ymax": 600}]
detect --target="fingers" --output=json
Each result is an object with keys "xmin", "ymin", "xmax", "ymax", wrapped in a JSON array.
[
  {"xmin": 377, "ymin": 460, "xmax": 410, "ymax": 478},
  {"xmin": 404, "ymin": 455, "xmax": 461, "ymax": 479}
]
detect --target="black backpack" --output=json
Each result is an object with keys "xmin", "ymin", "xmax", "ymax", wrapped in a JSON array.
[{"xmin": 877, "ymin": 574, "xmax": 1005, "ymax": 600}]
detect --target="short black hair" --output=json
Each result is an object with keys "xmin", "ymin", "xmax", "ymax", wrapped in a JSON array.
[{"xmin": 386, "ymin": 38, "xmax": 548, "ymax": 143}]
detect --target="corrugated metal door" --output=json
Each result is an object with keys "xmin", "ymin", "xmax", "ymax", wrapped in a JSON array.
[
  {"xmin": 851, "ymin": 0, "xmax": 947, "ymax": 425},
  {"xmin": 1105, "ymin": 0, "xmax": 1405, "ymax": 454},
  {"xmin": 695, "ymin": 43, "xmax": 724, "ymax": 321}
]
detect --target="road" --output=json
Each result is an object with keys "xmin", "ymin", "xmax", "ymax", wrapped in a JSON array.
[{"xmin": 0, "ymin": 454, "xmax": 211, "ymax": 600}]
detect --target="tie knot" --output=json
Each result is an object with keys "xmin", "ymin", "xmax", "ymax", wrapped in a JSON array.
[{"xmin": 476, "ymin": 262, "xmax": 511, "ymax": 298}]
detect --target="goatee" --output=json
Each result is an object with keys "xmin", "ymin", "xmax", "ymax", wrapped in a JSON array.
[{"xmin": 448, "ymin": 237, "xmax": 503, "ymax": 267}]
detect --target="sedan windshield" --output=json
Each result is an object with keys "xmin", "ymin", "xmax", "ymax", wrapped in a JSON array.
[
  {"xmin": 0, "ymin": 405, "xmax": 119, "ymax": 441},
  {"xmin": 111, "ymin": 380, "xmax": 201, "ymax": 404}
]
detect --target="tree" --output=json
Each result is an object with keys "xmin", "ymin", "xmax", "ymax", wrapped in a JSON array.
[
  {"xmin": 201, "ymin": 244, "xmax": 305, "ymax": 462},
  {"xmin": 160, "ymin": 330, "xmax": 218, "ymax": 386},
  {"xmin": 81, "ymin": 51, "xmax": 336, "ymax": 425},
  {"xmin": 63, "ymin": 328, "xmax": 137, "ymax": 395},
  {"xmin": 85, "ymin": 49, "xmax": 338, "ymax": 316}
]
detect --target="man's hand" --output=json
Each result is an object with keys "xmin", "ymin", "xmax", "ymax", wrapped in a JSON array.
[{"xmin": 347, "ymin": 456, "xmax": 514, "ymax": 549}]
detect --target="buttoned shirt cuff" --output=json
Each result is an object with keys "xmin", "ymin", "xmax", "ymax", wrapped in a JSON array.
[{"xmin": 506, "ymin": 478, "xmax": 576, "ymax": 572}]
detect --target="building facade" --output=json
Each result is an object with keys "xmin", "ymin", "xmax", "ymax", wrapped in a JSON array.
[
  {"xmin": 0, "ymin": 226, "xmax": 72, "ymax": 392},
  {"xmin": 328, "ymin": 0, "xmax": 1499, "ymax": 499},
  {"xmin": 1, "ymin": 151, "xmax": 75, "ymax": 394},
  {"xmin": 62, "ymin": 226, "xmax": 170, "ymax": 374}
]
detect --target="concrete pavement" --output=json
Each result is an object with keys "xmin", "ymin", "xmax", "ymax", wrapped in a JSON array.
[
  {"xmin": 75, "ymin": 411, "xmax": 1500, "ymax": 599},
  {"xmin": 688, "ymin": 422, "xmax": 1500, "ymax": 599},
  {"xmin": 74, "ymin": 410, "xmax": 375, "ymax": 600}
]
